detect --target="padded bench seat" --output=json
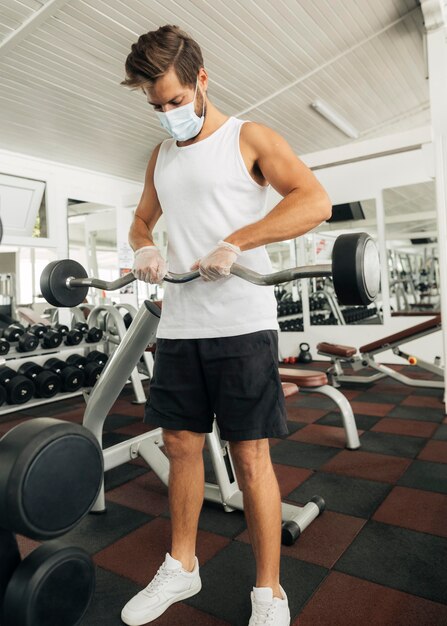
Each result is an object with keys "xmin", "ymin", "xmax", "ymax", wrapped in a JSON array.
[
  {"xmin": 279, "ymin": 368, "xmax": 328, "ymax": 387},
  {"xmin": 360, "ymin": 315, "xmax": 441, "ymax": 354},
  {"xmin": 317, "ymin": 342, "xmax": 357, "ymax": 358},
  {"xmin": 281, "ymin": 382, "xmax": 299, "ymax": 397}
]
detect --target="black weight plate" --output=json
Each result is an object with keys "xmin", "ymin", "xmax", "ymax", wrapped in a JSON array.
[
  {"xmin": 3, "ymin": 543, "xmax": 95, "ymax": 626},
  {"xmin": 65, "ymin": 329, "xmax": 83, "ymax": 346},
  {"xmin": 0, "ymin": 339, "xmax": 10, "ymax": 355},
  {"xmin": 66, "ymin": 354, "xmax": 87, "ymax": 369},
  {"xmin": 332, "ymin": 232, "xmax": 380, "ymax": 306},
  {"xmin": 8, "ymin": 376, "xmax": 35, "ymax": 405},
  {"xmin": 85, "ymin": 350, "xmax": 108, "ymax": 366},
  {"xmin": 42, "ymin": 329, "xmax": 62, "ymax": 349},
  {"xmin": 0, "ymin": 530, "xmax": 21, "ymax": 608},
  {"xmin": 0, "ymin": 385, "xmax": 6, "ymax": 406},
  {"xmin": 61, "ymin": 367, "xmax": 84, "ymax": 392},
  {"xmin": 35, "ymin": 371, "xmax": 61, "ymax": 398},
  {"xmin": 84, "ymin": 362, "xmax": 103, "ymax": 386},
  {"xmin": 86, "ymin": 327, "xmax": 103, "ymax": 343},
  {"xmin": 0, "ymin": 418, "xmax": 103, "ymax": 539},
  {"xmin": 17, "ymin": 333, "xmax": 39, "ymax": 353},
  {"xmin": 40, "ymin": 259, "xmax": 89, "ymax": 308}
]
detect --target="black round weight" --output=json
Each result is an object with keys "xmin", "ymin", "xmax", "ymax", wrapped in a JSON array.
[
  {"xmin": 17, "ymin": 363, "xmax": 61, "ymax": 399},
  {"xmin": 40, "ymin": 259, "xmax": 89, "ymax": 308},
  {"xmin": 331, "ymin": 233, "xmax": 380, "ymax": 306},
  {"xmin": 29, "ymin": 324, "xmax": 46, "ymax": 339},
  {"xmin": 85, "ymin": 350, "xmax": 108, "ymax": 366},
  {"xmin": 0, "ymin": 338, "xmax": 10, "ymax": 355},
  {"xmin": 281, "ymin": 521, "xmax": 301, "ymax": 546},
  {"xmin": 0, "ymin": 385, "xmax": 6, "ymax": 406},
  {"xmin": 74, "ymin": 322, "xmax": 88, "ymax": 334},
  {"xmin": 0, "ymin": 366, "xmax": 35, "ymax": 405},
  {"xmin": 84, "ymin": 361, "xmax": 104, "ymax": 386},
  {"xmin": 41, "ymin": 328, "xmax": 63, "ymax": 349},
  {"xmin": 0, "ymin": 418, "xmax": 103, "ymax": 539},
  {"xmin": 85, "ymin": 326, "xmax": 103, "ymax": 343},
  {"xmin": 64, "ymin": 329, "xmax": 83, "ymax": 346},
  {"xmin": 297, "ymin": 342, "xmax": 313, "ymax": 364},
  {"xmin": 16, "ymin": 332, "xmax": 39, "ymax": 353},
  {"xmin": 43, "ymin": 359, "xmax": 84, "ymax": 392},
  {"xmin": 3, "ymin": 324, "xmax": 24, "ymax": 342},
  {"xmin": 2, "ymin": 543, "xmax": 95, "ymax": 626},
  {"xmin": 54, "ymin": 323, "xmax": 69, "ymax": 336}
]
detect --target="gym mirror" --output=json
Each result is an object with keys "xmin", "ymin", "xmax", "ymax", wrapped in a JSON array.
[{"xmin": 383, "ymin": 180, "xmax": 439, "ymax": 315}]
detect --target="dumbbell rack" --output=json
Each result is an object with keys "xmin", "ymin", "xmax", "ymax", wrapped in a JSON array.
[{"xmin": 0, "ymin": 339, "xmax": 109, "ymax": 416}]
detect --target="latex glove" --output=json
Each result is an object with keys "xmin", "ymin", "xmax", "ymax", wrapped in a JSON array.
[
  {"xmin": 132, "ymin": 246, "xmax": 168, "ymax": 284},
  {"xmin": 190, "ymin": 240, "xmax": 241, "ymax": 281}
]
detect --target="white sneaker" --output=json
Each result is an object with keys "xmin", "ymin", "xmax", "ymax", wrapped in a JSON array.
[
  {"xmin": 248, "ymin": 586, "xmax": 291, "ymax": 626},
  {"xmin": 121, "ymin": 552, "xmax": 202, "ymax": 625}
]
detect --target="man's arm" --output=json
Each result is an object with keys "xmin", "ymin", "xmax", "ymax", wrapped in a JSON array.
[
  {"xmin": 128, "ymin": 143, "xmax": 163, "ymax": 251},
  {"xmin": 225, "ymin": 123, "xmax": 332, "ymax": 251}
]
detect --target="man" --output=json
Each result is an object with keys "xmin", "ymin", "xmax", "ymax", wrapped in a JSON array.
[{"xmin": 120, "ymin": 24, "xmax": 331, "ymax": 626}]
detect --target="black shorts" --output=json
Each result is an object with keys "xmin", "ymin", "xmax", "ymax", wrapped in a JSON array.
[{"xmin": 144, "ymin": 329, "xmax": 289, "ymax": 441}]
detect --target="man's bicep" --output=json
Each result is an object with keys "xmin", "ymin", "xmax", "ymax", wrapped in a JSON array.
[{"xmin": 135, "ymin": 143, "xmax": 163, "ymax": 230}]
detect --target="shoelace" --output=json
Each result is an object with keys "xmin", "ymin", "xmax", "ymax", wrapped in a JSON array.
[
  {"xmin": 252, "ymin": 601, "xmax": 275, "ymax": 625},
  {"xmin": 143, "ymin": 565, "xmax": 179, "ymax": 596}
]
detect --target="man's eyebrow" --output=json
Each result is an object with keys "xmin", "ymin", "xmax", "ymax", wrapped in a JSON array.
[{"xmin": 148, "ymin": 94, "xmax": 184, "ymax": 106}]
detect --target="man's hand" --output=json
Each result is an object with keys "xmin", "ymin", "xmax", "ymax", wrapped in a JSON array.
[
  {"xmin": 190, "ymin": 240, "xmax": 241, "ymax": 281},
  {"xmin": 132, "ymin": 246, "xmax": 168, "ymax": 284}
]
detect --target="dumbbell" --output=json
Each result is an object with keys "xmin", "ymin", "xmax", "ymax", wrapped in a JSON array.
[
  {"xmin": 85, "ymin": 350, "xmax": 108, "ymax": 367},
  {"xmin": 0, "ymin": 366, "xmax": 35, "ymax": 405},
  {"xmin": 74, "ymin": 322, "xmax": 88, "ymax": 334},
  {"xmin": 53, "ymin": 323, "xmax": 69, "ymax": 336},
  {"xmin": 1, "ymin": 324, "xmax": 25, "ymax": 342},
  {"xmin": 64, "ymin": 328, "xmax": 83, "ymax": 346},
  {"xmin": 0, "ymin": 384, "xmax": 6, "ymax": 406},
  {"xmin": 2, "ymin": 324, "xmax": 39, "ymax": 353},
  {"xmin": 66, "ymin": 354, "xmax": 104, "ymax": 387},
  {"xmin": 28, "ymin": 324, "xmax": 47, "ymax": 339},
  {"xmin": 85, "ymin": 327, "xmax": 103, "ymax": 343},
  {"xmin": 0, "ymin": 338, "xmax": 10, "ymax": 356},
  {"xmin": 43, "ymin": 358, "xmax": 85, "ymax": 392},
  {"xmin": 41, "ymin": 328, "xmax": 63, "ymax": 349},
  {"xmin": 17, "ymin": 362, "xmax": 61, "ymax": 398}
]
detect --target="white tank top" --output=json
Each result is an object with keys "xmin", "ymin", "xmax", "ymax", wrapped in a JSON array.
[{"xmin": 154, "ymin": 116, "xmax": 279, "ymax": 339}]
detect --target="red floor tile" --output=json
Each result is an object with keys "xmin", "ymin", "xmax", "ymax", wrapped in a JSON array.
[
  {"xmin": 320, "ymin": 450, "xmax": 412, "ymax": 483},
  {"xmin": 417, "ymin": 440, "xmax": 447, "ymax": 463},
  {"xmin": 372, "ymin": 486, "xmax": 447, "ymax": 537},
  {"xmin": 371, "ymin": 418, "xmax": 438, "ymax": 438},
  {"xmin": 350, "ymin": 401, "xmax": 394, "ymax": 417},
  {"xmin": 285, "ymin": 406, "xmax": 329, "ymax": 424},
  {"xmin": 110, "ymin": 401, "xmax": 145, "ymax": 419},
  {"xmin": 401, "ymin": 395, "xmax": 444, "ymax": 409},
  {"xmin": 16, "ymin": 535, "xmax": 41, "ymax": 559},
  {"xmin": 106, "ymin": 476, "xmax": 170, "ymax": 516},
  {"xmin": 146, "ymin": 603, "xmax": 231, "ymax": 626},
  {"xmin": 0, "ymin": 416, "xmax": 29, "ymax": 436},
  {"xmin": 114, "ymin": 422, "xmax": 156, "ymax": 436},
  {"xmin": 236, "ymin": 510, "xmax": 365, "ymax": 569},
  {"xmin": 289, "ymin": 424, "xmax": 364, "ymax": 449},
  {"xmin": 296, "ymin": 571, "xmax": 447, "ymax": 626},
  {"xmin": 94, "ymin": 517, "xmax": 230, "ymax": 587},
  {"xmin": 272, "ymin": 464, "xmax": 313, "ymax": 498}
]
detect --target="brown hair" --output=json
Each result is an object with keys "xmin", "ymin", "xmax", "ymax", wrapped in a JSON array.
[{"xmin": 121, "ymin": 25, "xmax": 204, "ymax": 89}]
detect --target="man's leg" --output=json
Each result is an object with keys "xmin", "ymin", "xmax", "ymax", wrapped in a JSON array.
[
  {"xmin": 163, "ymin": 429, "xmax": 206, "ymax": 572},
  {"xmin": 229, "ymin": 438, "xmax": 283, "ymax": 598}
]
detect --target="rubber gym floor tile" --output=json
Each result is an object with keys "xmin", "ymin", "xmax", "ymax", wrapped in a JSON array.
[
  {"xmin": 371, "ymin": 417, "xmax": 438, "ymax": 438},
  {"xmin": 104, "ymin": 461, "xmax": 149, "ymax": 492},
  {"xmin": 296, "ymin": 571, "xmax": 447, "ymax": 626},
  {"xmin": 285, "ymin": 420, "xmax": 307, "ymax": 434},
  {"xmin": 21, "ymin": 398, "xmax": 86, "ymax": 417},
  {"xmin": 57, "ymin": 501, "xmax": 153, "ymax": 555},
  {"xmin": 161, "ymin": 499, "xmax": 247, "ymax": 539},
  {"xmin": 110, "ymin": 399, "xmax": 145, "ymax": 418},
  {"xmin": 388, "ymin": 404, "xmax": 444, "ymax": 423},
  {"xmin": 0, "ymin": 416, "xmax": 29, "ymax": 436},
  {"xmin": 139, "ymin": 603, "xmax": 232, "ymax": 626},
  {"xmin": 269, "ymin": 440, "xmax": 340, "ymax": 470},
  {"xmin": 284, "ymin": 405, "xmax": 329, "ymax": 424},
  {"xmin": 102, "ymin": 412, "xmax": 141, "ymax": 432},
  {"xmin": 185, "ymin": 540, "xmax": 328, "ymax": 626},
  {"xmin": 106, "ymin": 475, "xmax": 170, "ymax": 517},
  {"xmin": 349, "ymin": 401, "xmax": 395, "ymax": 417},
  {"xmin": 434, "ymin": 424, "xmax": 447, "ymax": 440},
  {"xmin": 102, "ymin": 431, "xmax": 134, "ymax": 448},
  {"xmin": 272, "ymin": 463, "xmax": 313, "ymax": 498},
  {"xmin": 15, "ymin": 534, "xmax": 40, "ymax": 559},
  {"xmin": 372, "ymin": 486, "xmax": 447, "ymax": 537},
  {"xmin": 285, "ymin": 394, "xmax": 335, "ymax": 411},
  {"xmin": 114, "ymin": 421, "xmax": 156, "ymax": 437},
  {"xmin": 358, "ymin": 431, "xmax": 427, "ymax": 458},
  {"xmin": 320, "ymin": 450, "xmax": 412, "ymax": 483},
  {"xmin": 417, "ymin": 439, "xmax": 447, "ymax": 463},
  {"xmin": 94, "ymin": 517, "xmax": 230, "ymax": 587},
  {"xmin": 287, "ymin": 472, "xmax": 391, "ymax": 518},
  {"xmin": 397, "ymin": 460, "xmax": 447, "ymax": 494},
  {"xmin": 334, "ymin": 520, "xmax": 447, "ymax": 604},
  {"xmin": 401, "ymin": 394, "xmax": 444, "ymax": 409},
  {"xmin": 289, "ymin": 424, "xmax": 363, "ymax": 449},
  {"xmin": 412, "ymin": 386, "xmax": 444, "ymax": 397},
  {"xmin": 352, "ymin": 391, "xmax": 405, "ymax": 404},
  {"xmin": 316, "ymin": 411, "xmax": 381, "ymax": 431},
  {"xmin": 236, "ymin": 510, "xmax": 365, "ymax": 569}
]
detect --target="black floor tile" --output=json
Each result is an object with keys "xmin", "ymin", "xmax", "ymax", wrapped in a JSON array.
[
  {"xmin": 103, "ymin": 432, "xmax": 134, "ymax": 449},
  {"xmin": 397, "ymin": 460, "xmax": 447, "ymax": 494},
  {"xmin": 82, "ymin": 566, "xmax": 142, "ymax": 625},
  {"xmin": 162, "ymin": 500, "xmax": 247, "ymax": 539},
  {"xmin": 104, "ymin": 463, "xmax": 149, "ymax": 492},
  {"xmin": 387, "ymin": 406, "xmax": 444, "ymax": 423},
  {"xmin": 186, "ymin": 541, "xmax": 328, "ymax": 625},
  {"xmin": 316, "ymin": 412, "xmax": 381, "ymax": 431},
  {"xmin": 103, "ymin": 413, "xmax": 141, "ymax": 432},
  {"xmin": 434, "ymin": 424, "xmax": 447, "ymax": 441},
  {"xmin": 354, "ymin": 391, "xmax": 405, "ymax": 404},
  {"xmin": 359, "ymin": 431, "xmax": 427, "ymax": 458},
  {"xmin": 335, "ymin": 520, "xmax": 447, "ymax": 604},
  {"xmin": 412, "ymin": 387, "xmax": 444, "ymax": 397},
  {"xmin": 286, "ymin": 395, "xmax": 334, "ymax": 410},
  {"xmin": 269, "ymin": 440, "xmax": 340, "ymax": 470},
  {"xmin": 56, "ymin": 502, "xmax": 153, "ymax": 554},
  {"xmin": 287, "ymin": 473, "xmax": 391, "ymax": 518},
  {"xmin": 286, "ymin": 421, "xmax": 307, "ymax": 435},
  {"xmin": 22, "ymin": 398, "xmax": 85, "ymax": 417}
]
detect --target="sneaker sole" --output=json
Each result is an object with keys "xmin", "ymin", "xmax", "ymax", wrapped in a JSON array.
[{"xmin": 121, "ymin": 579, "xmax": 202, "ymax": 626}]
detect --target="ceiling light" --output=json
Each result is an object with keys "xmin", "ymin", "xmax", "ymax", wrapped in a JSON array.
[{"xmin": 311, "ymin": 99, "xmax": 360, "ymax": 139}]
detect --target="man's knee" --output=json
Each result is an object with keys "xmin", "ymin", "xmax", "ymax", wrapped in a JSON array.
[
  {"xmin": 229, "ymin": 439, "xmax": 271, "ymax": 484},
  {"xmin": 163, "ymin": 429, "xmax": 205, "ymax": 460}
]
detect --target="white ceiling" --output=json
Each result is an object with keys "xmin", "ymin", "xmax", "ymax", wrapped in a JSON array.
[{"xmin": 0, "ymin": 0, "xmax": 429, "ymax": 181}]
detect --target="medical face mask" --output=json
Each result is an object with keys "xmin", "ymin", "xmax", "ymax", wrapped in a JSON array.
[{"xmin": 155, "ymin": 80, "xmax": 205, "ymax": 142}]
